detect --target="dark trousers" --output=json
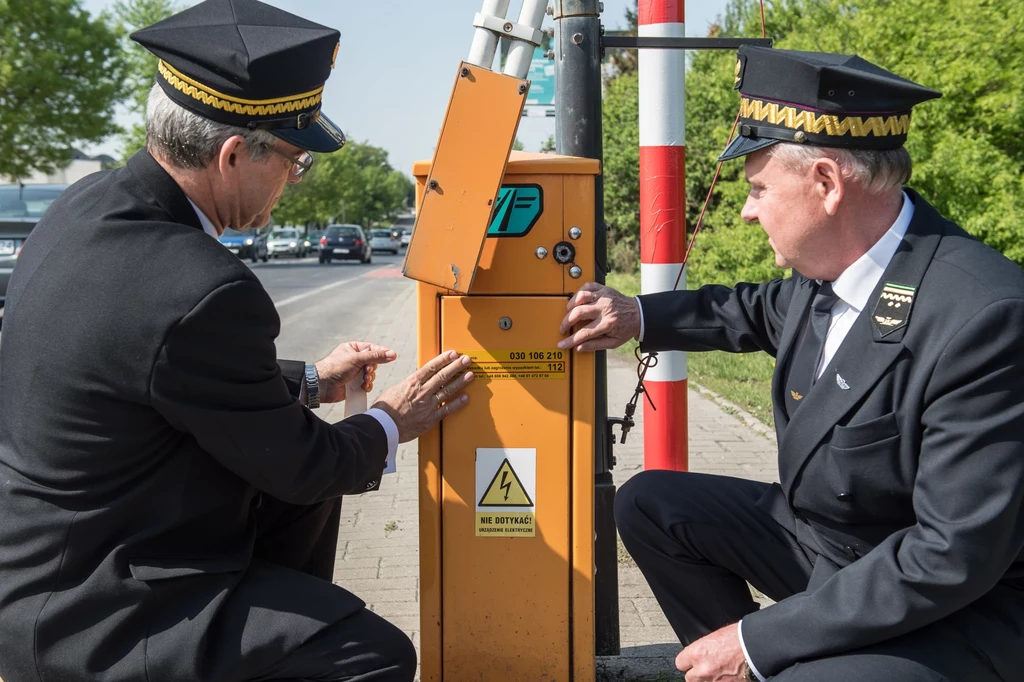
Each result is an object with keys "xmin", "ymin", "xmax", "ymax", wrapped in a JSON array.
[
  {"xmin": 247, "ymin": 497, "xmax": 417, "ymax": 682},
  {"xmin": 615, "ymin": 471, "xmax": 1011, "ymax": 682}
]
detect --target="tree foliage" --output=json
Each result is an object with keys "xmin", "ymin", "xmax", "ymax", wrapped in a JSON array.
[
  {"xmin": 273, "ymin": 141, "xmax": 413, "ymax": 228},
  {"xmin": 0, "ymin": 0, "xmax": 126, "ymax": 179},
  {"xmin": 112, "ymin": 0, "xmax": 179, "ymax": 162},
  {"xmin": 602, "ymin": 0, "xmax": 1024, "ymax": 284}
]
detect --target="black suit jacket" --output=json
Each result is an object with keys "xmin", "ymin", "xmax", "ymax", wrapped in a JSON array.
[
  {"xmin": 0, "ymin": 151, "xmax": 388, "ymax": 681},
  {"xmin": 639, "ymin": 190, "xmax": 1024, "ymax": 676}
]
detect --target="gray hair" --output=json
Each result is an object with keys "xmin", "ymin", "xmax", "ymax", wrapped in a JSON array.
[
  {"xmin": 769, "ymin": 142, "xmax": 912, "ymax": 194},
  {"xmin": 145, "ymin": 83, "xmax": 278, "ymax": 170}
]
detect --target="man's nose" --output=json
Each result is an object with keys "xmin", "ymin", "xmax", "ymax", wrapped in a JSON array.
[{"xmin": 740, "ymin": 197, "xmax": 758, "ymax": 224}]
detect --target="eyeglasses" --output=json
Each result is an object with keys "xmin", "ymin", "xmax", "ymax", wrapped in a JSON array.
[{"xmin": 265, "ymin": 146, "xmax": 315, "ymax": 178}]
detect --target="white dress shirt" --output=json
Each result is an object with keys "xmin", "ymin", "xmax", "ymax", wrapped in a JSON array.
[
  {"xmin": 186, "ymin": 199, "xmax": 399, "ymax": 464},
  {"xmin": 738, "ymin": 191, "xmax": 914, "ymax": 681}
]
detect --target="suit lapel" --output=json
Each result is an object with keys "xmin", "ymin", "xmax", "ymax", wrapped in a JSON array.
[
  {"xmin": 772, "ymin": 275, "xmax": 816, "ymax": 433},
  {"xmin": 778, "ymin": 189, "xmax": 944, "ymax": 493},
  {"xmin": 126, "ymin": 150, "xmax": 204, "ymax": 231}
]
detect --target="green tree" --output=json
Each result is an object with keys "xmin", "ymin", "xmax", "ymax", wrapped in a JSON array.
[
  {"xmin": 274, "ymin": 141, "xmax": 411, "ymax": 228},
  {"xmin": 0, "ymin": 0, "xmax": 126, "ymax": 179},
  {"xmin": 112, "ymin": 0, "xmax": 179, "ymax": 161},
  {"xmin": 602, "ymin": 71, "xmax": 640, "ymax": 274},
  {"xmin": 601, "ymin": 0, "xmax": 1024, "ymax": 284}
]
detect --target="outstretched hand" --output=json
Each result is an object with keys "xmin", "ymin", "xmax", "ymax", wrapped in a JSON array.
[{"xmin": 557, "ymin": 282, "xmax": 642, "ymax": 352}]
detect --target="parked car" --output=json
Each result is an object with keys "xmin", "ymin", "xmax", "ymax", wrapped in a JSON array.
[
  {"xmin": 400, "ymin": 228, "xmax": 412, "ymax": 248},
  {"xmin": 304, "ymin": 229, "xmax": 322, "ymax": 253},
  {"xmin": 267, "ymin": 228, "xmax": 307, "ymax": 258},
  {"xmin": 0, "ymin": 184, "xmax": 68, "ymax": 304},
  {"xmin": 218, "ymin": 227, "xmax": 268, "ymax": 263},
  {"xmin": 368, "ymin": 228, "xmax": 400, "ymax": 254},
  {"xmin": 319, "ymin": 224, "xmax": 371, "ymax": 264}
]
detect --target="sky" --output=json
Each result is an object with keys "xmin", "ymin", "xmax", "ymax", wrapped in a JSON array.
[{"xmin": 79, "ymin": 0, "xmax": 730, "ymax": 177}]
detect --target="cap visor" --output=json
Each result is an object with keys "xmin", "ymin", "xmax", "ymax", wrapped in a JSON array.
[
  {"xmin": 272, "ymin": 112, "xmax": 346, "ymax": 153},
  {"xmin": 717, "ymin": 135, "xmax": 778, "ymax": 162}
]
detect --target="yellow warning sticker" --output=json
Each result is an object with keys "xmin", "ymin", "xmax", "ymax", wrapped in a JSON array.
[
  {"xmin": 475, "ymin": 448, "xmax": 536, "ymax": 537},
  {"xmin": 466, "ymin": 349, "xmax": 567, "ymax": 380},
  {"xmin": 479, "ymin": 459, "xmax": 534, "ymax": 506}
]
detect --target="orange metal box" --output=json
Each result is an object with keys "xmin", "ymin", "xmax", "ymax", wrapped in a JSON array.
[{"xmin": 411, "ymin": 152, "xmax": 599, "ymax": 682}]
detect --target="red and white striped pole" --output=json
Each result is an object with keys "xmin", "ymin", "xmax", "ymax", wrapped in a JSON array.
[{"xmin": 639, "ymin": 0, "xmax": 688, "ymax": 471}]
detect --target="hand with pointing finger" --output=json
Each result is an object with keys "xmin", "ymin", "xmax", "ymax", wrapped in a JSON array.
[
  {"xmin": 314, "ymin": 341, "xmax": 396, "ymax": 404},
  {"xmin": 371, "ymin": 350, "xmax": 475, "ymax": 443},
  {"xmin": 557, "ymin": 282, "xmax": 642, "ymax": 352}
]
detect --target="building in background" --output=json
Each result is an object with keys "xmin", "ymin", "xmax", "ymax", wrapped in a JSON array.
[{"xmin": 1, "ymin": 149, "xmax": 114, "ymax": 186}]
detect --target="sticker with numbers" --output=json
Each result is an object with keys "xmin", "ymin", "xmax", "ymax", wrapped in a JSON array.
[{"xmin": 465, "ymin": 350, "xmax": 567, "ymax": 380}]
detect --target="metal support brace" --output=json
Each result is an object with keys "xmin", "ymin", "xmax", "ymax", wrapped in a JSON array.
[
  {"xmin": 603, "ymin": 36, "xmax": 773, "ymax": 49},
  {"xmin": 473, "ymin": 12, "xmax": 544, "ymax": 48}
]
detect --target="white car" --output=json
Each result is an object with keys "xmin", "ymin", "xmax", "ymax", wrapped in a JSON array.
[
  {"xmin": 266, "ymin": 228, "xmax": 307, "ymax": 258},
  {"xmin": 368, "ymin": 228, "xmax": 400, "ymax": 254},
  {"xmin": 401, "ymin": 229, "xmax": 412, "ymax": 247}
]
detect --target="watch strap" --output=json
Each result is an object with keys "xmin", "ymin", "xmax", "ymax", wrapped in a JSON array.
[{"xmin": 304, "ymin": 363, "xmax": 321, "ymax": 409}]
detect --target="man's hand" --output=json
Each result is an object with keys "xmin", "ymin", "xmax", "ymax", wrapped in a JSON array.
[
  {"xmin": 315, "ymin": 341, "xmax": 397, "ymax": 404},
  {"xmin": 371, "ymin": 350, "xmax": 474, "ymax": 443},
  {"xmin": 675, "ymin": 623, "xmax": 750, "ymax": 682},
  {"xmin": 557, "ymin": 282, "xmax": 642, "ymax": 352}
]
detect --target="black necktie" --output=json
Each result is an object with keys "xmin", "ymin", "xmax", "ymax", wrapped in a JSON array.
[{"xmin": 784, "ymin": 281, "xmax": 839, "ymax": 417}]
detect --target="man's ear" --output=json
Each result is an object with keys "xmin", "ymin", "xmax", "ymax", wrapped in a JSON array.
[
  {"xmin": 217, "ymin": 135, "xmax": 246, "ymax": 177},
  {"xmin": 811, "ymin": 157, "xmax": 844, "ymax": 216}
]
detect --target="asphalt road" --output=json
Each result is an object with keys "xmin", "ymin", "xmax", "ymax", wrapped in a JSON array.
[{"xmin": 246, "ymin": 250, "xmax": 417, "ymax": 407}]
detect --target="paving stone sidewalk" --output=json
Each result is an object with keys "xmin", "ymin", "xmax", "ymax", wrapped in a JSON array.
[{"xmin": 325, "ymin": 279, "xmax": 780, "ymax": 681}]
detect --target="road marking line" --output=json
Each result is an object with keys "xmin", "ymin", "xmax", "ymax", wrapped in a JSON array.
[{"xmin": 273, "ymin": 270, "xmax": 376, "ymax": 308}]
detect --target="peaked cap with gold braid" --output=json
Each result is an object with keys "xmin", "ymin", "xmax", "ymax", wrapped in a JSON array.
[
  {"xmin": 720, "ymin": 46, "xmax": 941, "ymax": 161},
  {"xmin": 131, "ymin": 0, "xmax": 347, "ymax": 153}
]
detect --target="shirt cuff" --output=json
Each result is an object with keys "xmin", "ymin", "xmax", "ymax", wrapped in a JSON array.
[
  {"xmin": 635, "ymin": 296, "xmax": 645, "ymax": 343},
  {"xmin": 365, "ymin": 407, "xmax": 399, "ymax": 466},
  {"xmin": 737, "ymin": 619, "xmax": 767, "ymax": 682}
]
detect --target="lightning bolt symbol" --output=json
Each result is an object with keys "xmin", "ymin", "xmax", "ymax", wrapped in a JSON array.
[{"xmin": 500, "ymin": 471, "xmax": 512, "ymax": 501}]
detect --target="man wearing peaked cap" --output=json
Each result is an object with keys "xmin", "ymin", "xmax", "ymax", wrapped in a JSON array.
[
  {"xmin": 562, "ymin": 46, "xmax": 1024, "ymax": 681},
  {"xmin": 131, "ymin": 0, "xmax": 349, "ymax": 153},
  {"xmin": 0, "ymin": 1, "xmax": 474, "ymax": 680}
]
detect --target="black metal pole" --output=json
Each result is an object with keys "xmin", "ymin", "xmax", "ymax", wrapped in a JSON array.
[{"xmin": 553, "ymin": 0, "xmax": 619, "ymax": 657}]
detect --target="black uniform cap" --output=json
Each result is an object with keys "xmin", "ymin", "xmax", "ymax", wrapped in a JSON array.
[
  {"xmin": 131, "ymin": 0, "xmax": 346, "ymax": 153},
  {"xmin": 720, "ymin": 46, "xmax": 941, "ymax": 161}
]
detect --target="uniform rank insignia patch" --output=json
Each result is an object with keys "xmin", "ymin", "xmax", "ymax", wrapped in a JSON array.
[{"xmin": 872, "ymin": 282, "xmax": 916, "ymax": 336}]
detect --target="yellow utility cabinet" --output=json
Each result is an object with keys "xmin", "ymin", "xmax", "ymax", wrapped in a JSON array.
[{"xmin": 409, "ymin": 152, "xmax": 601, "ymax": 681}]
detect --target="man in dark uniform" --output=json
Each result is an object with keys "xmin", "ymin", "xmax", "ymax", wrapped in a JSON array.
[
  {"xmin": 559, "ymin": 47, "xmax": 1024, "ymax": 681},
  {"xmin": 0, "ymin": 1, "xmax": 474, "ymax": 680}
]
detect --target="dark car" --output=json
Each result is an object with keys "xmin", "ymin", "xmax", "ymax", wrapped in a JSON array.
[
  {"xmin": 0, "ymin": 184, "xmax": 68, "ymax": 303},
  {"xmin": 319, "ymin": 224, "xmax": 371, "ymax": 264},
  {"xmin": 218, "ymin": 227, "xmax": 268, "ymax": 263}
]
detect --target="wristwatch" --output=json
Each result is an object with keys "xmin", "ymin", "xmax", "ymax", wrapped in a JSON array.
[
  {"xmin": 303, "ymin": 363, "xmax": 320, "ymax": 409},
  {"xmin": 743, "ymin": 663, "xmax": 758, "ymax": 682}
]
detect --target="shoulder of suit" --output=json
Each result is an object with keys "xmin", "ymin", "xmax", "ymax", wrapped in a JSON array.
[
  {"xmin": 927, "ymin": 215, "xmax": 1024, "ymax": 305},
  {"xmin": 42, "ymin": 164, "xmax": 263, "ymax": 307}
]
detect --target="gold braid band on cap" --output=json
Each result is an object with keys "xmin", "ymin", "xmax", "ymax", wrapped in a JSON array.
[
  {"xmin": 158, "ymin": 60, "xmax": 323, "ymax": 117},
  {"xmin": 739, "ymin": 97, "xmax": 911, "ymax": 138}
]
